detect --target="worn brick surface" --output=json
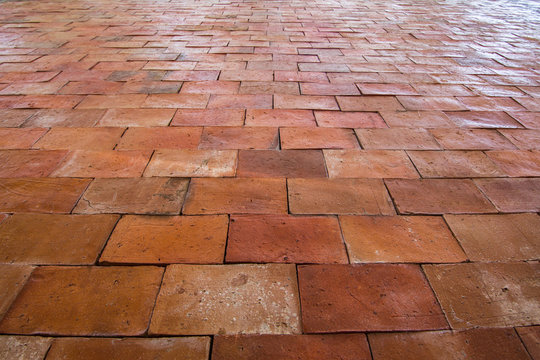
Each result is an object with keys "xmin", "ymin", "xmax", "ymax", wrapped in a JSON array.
[
  {"xmin": 475, "ymin": 178, "xmax": 540, "ymax": 212},
  {"xmin": 116, "ymin": 127, "xmax": 202, "ymax": 150},
  {"xmin": 0, "ymin": 265, "xmax": 34, "ymax": 321},
  {"xmin": 237, "ymin": 150, "xmax": 326, "ymax": 178},
  {"xmin": 33, "ymin": 128, "xmax": 124, "ymax": 150},
  {"xmin": 0, "ymin": 336, "xmax": 52, "ymax": 360},
  {"xmin": 516, "ymin": 326, "xmax": 540, "ymax": 360},
  {"xmin": 324, "ymin": 150, "xmax": 418, "ymax": 178}
]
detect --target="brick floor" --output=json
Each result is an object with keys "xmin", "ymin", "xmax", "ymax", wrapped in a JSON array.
[{"xmin": 0, "ymin": 0, "xmax": 538, "ymax": 357}]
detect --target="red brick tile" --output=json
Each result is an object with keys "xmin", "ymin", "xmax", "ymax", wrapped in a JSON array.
[
  {"xmin": 0, "ymin": 128, "xmax": 46, "ymax": 149},
  {"xmin": 199, "ymin": 127, "xmax": 278, "ymax": 150},
  {"xmin": 59, "ymin": 81, "xmax": 122, "ymax": 95},
  {"xmin": 100, "ymin": 215, "xmax": 228, "ymax": 264},
  {"xmin": 24, "ymin": 109, "xmax": 106, "ymax": 127},
  {"xmin": 116, "ymin": 127, "xmax": 201, "ymax": 150},
  {"xmin": 51, "ymin": 150, "xmax": 152, "ymax": 178},
  {"xmin": 499, "ymin": 129, "xmax": 540, "ymax": 149},
  {"xmin": 33, "ymin": 128, "xmax": 124, "ymax": 150},
  {"xmin": 314, "ymin": 111, "xmax": 386, "ymax": 128},
  {"xmin": 444, "ymin": 214, "xmax": 540, "ymax": 261},
  {"xmin": 145, "ymin": 149, "xmax": 237, "ymax": 177},
  {"xmin": 358, "ymin": 83, "xmax": 418, "ymax": 95},
  {"xmin": 457, "ymin": 96, "xmax": 526, "ymax": 111},
  {"xmin": 0, "ymin": 178, "xmax": 90, "ymax": 213},
  {"xmin": 516, "ymin": 327, "xmax": 540, "ymax": 360},
  {"xmin": 172, "ymin": 109, "xmax": 244, "ymax": 127},
  {"xmin": 183, "ymin": 178, "xmax": 287, "ymax": 214},
  {"xmin": 275, "ymin": 94, "xmax": 339, "ymax": 110},
  {"xmin": 213, "ymin": 334, "xmax": 371, "ymax": 360},
  {"xmin": 0, "ymin": 265, "xmax": 34, "ymax": 320},
  {"xmin": 239, "ymin": 81, "xmax": 300, "ymax": 95},
  {"xmin": 486, "ymin": 150, "xmax": 540, "ymax": 176},
  {"xmin": 0, "ymin": 266, "xmax": 163, "ymax": 336},
  {"xmin": 301, "ymin": 83, "xmax": 359, "ymax": 95},
  {"xmin": 226, "ymin": 215, "xmax": 347, "ymax": 263},
  {"xmin": 337, "ymin": 96, "xmax": 404, "ymax": 111},
  {"xmin": 298, "ymin": 264, "xmax": 448, "ymax": 332},
  {"xmin": 97, "ymin": 108, "xmax": 175, "ymax": 127},
  {"xmin": 274, "ymin": 71, "xmax": 329, "ymax": 83},
  {"xmin": 397, "ymin": 96, "xmax": 466, "ymax": 111},
  {"xmin": 340, "ymin": 215, "xmax": 466, "ymax": 263},
  {"xmin": 219, "ymin": 70, "xmax": 273, "ymax": 82},
  {"xmin": 0, "ymin": 150, "xmax": 67, "ymax": 178},
  {"xmin": 0, "ymin": 109, "xmax": 36, "ymax": 127},
  {"xmin": 446, "ymin": 111, "xmax": 522, "ymax": 128},
  {"xmin": 237, "ymin": 150, "xmax": 326, "ymax": 178},
  {"xmin": 379, "ymin": 111, "xmax": 453, "ymax": 127},
  {"xmin": 408, "ymin": 150, "xmax": 504, "ymax": 178},
  {"xmin": 474, "ymin": 178, "xmax": 540, "ymax": 212},
  {"xmin": 386, "ymin": 179, "xmax": 496, "ymax": 214},
  {"xmin": 143, "ymin": 94, "xmax": 209, "ymax": 109},
  {"xmin": 324, "ymin": 150, "xmax": 418, "ymax": 178},
  {"xmin": 0, "ymin": 336, "xmax": 52, "ymax": 360},
  {"xmin": 149, "ymin": 264, "xmax": 300, "ymax": 335},
  {"xmin": 281, "ymin": 128, "xmax": 359, "ymax": 149},
  {"xmin": 0, "ymin": 214, "xmax": 118, "ymax": 265},
  {"xmin": 163, "ymin": 70, "xmax": 220, "ymax": 81},
  {"xmin": 245, "ymin": 109, "xmax": 315, "ymax": 127},
  {"xmin": 74, "ymin": 178, "xmax": 188, "ymax": 215},
  {"xmin": 207, "ymin": 94, "xmax": 272, "ymax": 109},
  {"xmin": 424, "ymin": 263, "xmax": 540, "ymax": 329},
  {"xmin": 118, "ymin": 80, "xmax": 182, "ymax": 94},
  {"xmin": 356, "ymin": 128, "xmax": 440, "ymax": 150},
  {"xmin": 369, "ymin": 328, "xmax": 531, "ymax": 360},
  {"xmin": 430, "ymin": 128, "xmax": 516, "ymax": 150},
  {"xmin": 181, "ymin": 81, "xmax": 240, "ymax": 94},
  {"xmin": 77, "ymin": 94, "xmax": 147, "ymax": 109},
  {"xmin": 46, "ymin": 337, "xmax": 210, "ymax": 360},
  {"xmin": 288, "ymin": 178, "xmax": 395, "ymax": 215}
]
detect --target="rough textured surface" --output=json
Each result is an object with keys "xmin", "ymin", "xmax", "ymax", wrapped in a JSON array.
[
  {"xmin": 517, "ymin": 326, "xmax": 540, "ymax": 360},
  {"xmin": 144, "ymin": 150, "xmax": 237, "ymax": 177},
  {"xmin": 0, "ymin": 336, "xmax": 52, "ymax": 360}
]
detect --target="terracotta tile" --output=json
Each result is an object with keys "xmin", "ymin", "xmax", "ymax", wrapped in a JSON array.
[
  {"xmin": 98, "ymin": 108, "xmax": 175, "ymax": 127},
  {"xmin": 239, "ymin": 81, "xmax": 300, "ymax": 95},
  {"xmin": 59, "ymin": 81, "xmax": 122, "ymax": 95},
  {"xmin": 424, "ymin": 263, "xmax": 540, "ymax": 329},
  {"xmin": 0, "ymin": 109, "xmax": 36, "ymax": 127},
  {"xmin": 369, "ymin": 328, "xmax": 531, "ymax": 360},
  {"xmin": 100, "ymin": 215, "xmax": 228, "ymax": 264},
  {"xmin": 274, "ymin": 94, "xmax": 339, "ymax": 110},
  {"xmin": 14, "ymin": 95, "xmax": 84, "ymax": 109},
  {"xmin": 379, "ymin": 111, "xmax": 453, "ymax": 128},
  {"xmin": 149, "ymin": 264, "xmax": 300, "ymax": 335},
  {"xmin": 274, "ymin": 71, "xmax": 328, "ymax": 83},
  {"xmin": 298, "ymin": 264, "xmax": 448, "ymax": 332},
  {"xmin": 142, "ymin": 61, "xmax": 196, "ymax": 71},
  {"xmin": 340, "ymin": 215, "xmax": 466, "ymax": 263},
  {"xmin": 237, "ymin": 150, "xmax": 326, "ymax": 178},
  {"xmin": 219, "ymin": 70, "xmax": 273, "ymax": 82},
  {"xmin": 386, "ymin": 179, "xmax": 496, "ymax": 214},
  {"xmin": 145, "ymin": 149, "xmax": 237, "ymax": 177},
  {"xmin": 412, "ymin": 84, "xmax": 473, "ymax": 96},
  {"xmin": 397, "ymin": 96, "xmax": 466, "ymax": 111},
  {"xmin": 430, "ymin": 128, "xmax": 516, "ymax": 150},
  {"xmin": 183, "ymin": 178, "xmax": 287, "ymax": 214},
  {"xmin": 288, "ymin": 178, "xmax": 395, "ymax": 215},
  {"xmin": 52, "ymin": 150, "xmax": 152, "ymax": 178},
  {"xmin": 324, "ymin": 150, "xmax": 418, "ymax": 178},
  {"xmin": 301, "ymin": 83, "xmax": 359, "ymax": 95},
  {"xmin": 509, "ymin": 111, "xmax": 540, "ymax": 129},
  {"xmin": 298, "ymin": 63, "xmax": 350, "ymax": 72},
  {"xmin": 143, "ymin": 94, "xmax": 209, "ymax": 109},
  {"xmin": 213, "ymin": 334, "xmax": 371, "ymax": 360},
  {"xmin": 24, "ymin": 109, "xmax": 105, "ymax": 127},
  {"xmin": 444, "ymin": 214, "xmax": 540, "ymax": 261},
  {"xmin": 163, "ymin": 70, "xmax": 220, "ymax": 81},
  {"xmin": 77, "ymin": 94, "xmax": 147, "ymax": 109},
  {"xmin": 0, "ymin": 336, "xmax": 52, "ymax": 360},
  {"xmin": 0, "ymin": 128, "xmax": 47, "ymax": 149},
  {"xmin": 0, "ymin": 178, "xmax": 90, "ymax": 213},
  {"xmin": 457, "ymin": 96, "xmax": 525, "ymax": 111},
  {"xmin": 46, "ymin": 337, "xmax": 210, "ymax": 360},
  {"xmin": 281, "ymin": 128, "xmax": 359, "ymax": 149},
  {"xmin": 408, "ymin": 150, "xmax": 504, "ymax": 178},
  {"xmin": 172, "ymin": 109, "xmax": 244, "ymax": 127},
  {"xmin": 468, "ymin": 85, "xmax": 526, "ymax": 97},
  {"xmin": 119, "ymin": 80, "xmax": 182, "ymax": 94},
  {"xmin": 226, "ymin": 215, "xmax": 347, "ymax": 263},
  {"xmin": 116, "ymin": 127, "xmax": 201, "ymax": 150},
  {"xmin": 199, "ymin": 127, "xmax": 278, "ymax": 150},
  {"xmin": 474, "ymin": 178, "xmax": 540, "ymax": 212},
  {"xmin": 516, "ymin": 326, "xmax": 540, "ymax": 360},
  {"xmin": 356, "ymin": 128, "xmax": 440, "ymax": 150},
  {"xmin": 486, "ymin": 150, "xmax": 540, "ymax": 176},
  {"xmin": 500, "ymin": 129, "xmax": 540, "ymax": 150},
  {"xmin": 0, "ymin": 213, "xmax": 118, "ymax": 265},
  {"xmin": 0, "ymin": 266, "xmax": 163, "ymax": 336},
  {"xmin": 314, "ymin": 111, "xmax": 386, "ymax": 128},
  {"xmin": 358, "ymin": 83, "xmax": 418, "ymax": 95},
  {"xmin": 181, "ymin": 81, "xmax": 239, "ymax": 94},
  {"xmin": 207, "ymin": 94, "xmax": 272, "ymax": 109},
  {"xmin": 337, "ymin": 96, "xmax": 404, "ymax": 111},
  {"xmin": 245, "ymin": 109, "xmax": 316, "ymax": 127},
  {"xmin": 74, "ymin": 178, "xmax": 188, "ymax": 215},
  {"xmin": 446, "ymin": 111, "xmax": 522, "ymax": 128},
  {"xmin": 0, "ymin": 150, "xmax": 68, "ymax": 178},
  {"xmin": 33, "ymin": 128, "xmax": 124, "ymax": 150},
  {"xmin": 0, "ymin": 265, "xmax": 34, "ymax": 320}
]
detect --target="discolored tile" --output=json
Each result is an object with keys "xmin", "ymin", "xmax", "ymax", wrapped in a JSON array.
[
  {"xmin": 32, "ymin": 128, "xmax": 124, "ymax": 150},
  {"xmin": 116, "ymin": 127, "xmax": 202, "ymax": 150},
  {"xmin": 237, "ymin": 150, "xmax": 326, "ymax": 178},
  {"xmin": 324, "ymin": 150, "xmax": 418, "ymax": 178},
  {"xmin": 0, "ymin": 336, "xmax": 52, "ymax": 360},
  {"xmin": 356, "ymin": 128, "xmax": 440, "ymax": 150},
  {"xmin": 199, "ymin": 127, "xmax": 278, "ymax": 150},
  {"xmin": 280, "ymin": 128, "xmax": 359, "ymax": 149}
]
